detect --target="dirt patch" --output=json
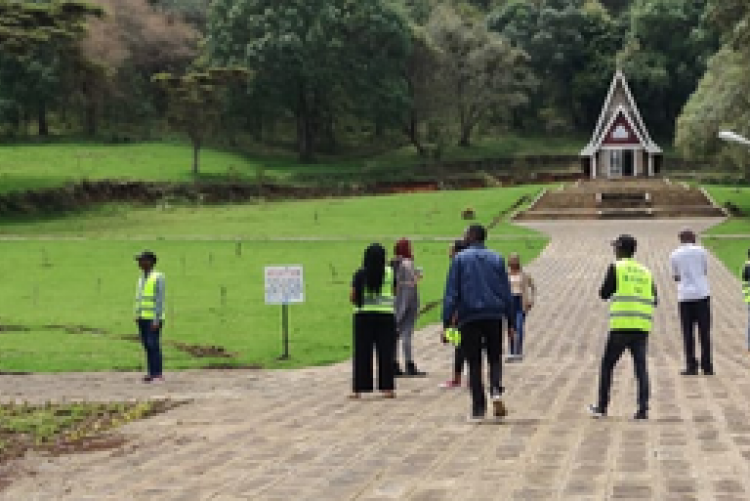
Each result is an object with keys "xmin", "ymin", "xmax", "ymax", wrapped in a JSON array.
[
  {"xmin": 121, "ymin": 335, "xmax": 238, "ymax": 360},
  {"xmin": 0, "ymin": 325, "xmax": 30, "ymax": 333},
  {"xmin": 169, "ymin": 342, "xmax": 236, "ymax": 359},
  {"xmin": 0, "ymin": 399, "xmax": 183, "ymax": 466},
  {"xmin": 43, "ymin": 325, "xmax": 108, "ymax": 335}
]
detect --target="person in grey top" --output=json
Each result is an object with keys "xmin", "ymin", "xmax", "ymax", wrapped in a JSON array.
[
  {"xmin": 134, "ymin": 250, "xmax": 166, "ymax": 383},
  {"xmin": 392, "ymin": 238, "xmax": 426, "ymax": 377}
]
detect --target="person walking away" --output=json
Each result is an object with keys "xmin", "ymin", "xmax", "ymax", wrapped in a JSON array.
[
  {"xmin": 670, "ymin": 229, "xmax": 713, "ymax": 375},
  {"xmin": 588, "ymin": 235, "xmax": 657, "ymax": 420},
  {"xmin": 392, "ymin": 238, "xmax": 426, "ymax": 377},
  {"xmin": 134, "ymin": 250, "xmax": 166, "ymax": 383},
  {"xmin": 742, "ymin": 249, "xmax": 750, "ymax": 350},
  {"xmin": 350, "ymin": 243, "xmax": 396, "ymax": 399},
  {"xmin": 506, "ymin": 253, "xmax": 536, "ymax": 363},
  {"xmin": 443, "ymin": 225, "xmax": 515, "ymax": 423},
  {"xmin": 440, "ymin": 239, "xmax": 469, "ymax": 388}
]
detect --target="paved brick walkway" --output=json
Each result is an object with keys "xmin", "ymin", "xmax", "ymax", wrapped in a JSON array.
[{"xmin": 3, "ymin": 218, "xmax": 750, "ymax": 500}]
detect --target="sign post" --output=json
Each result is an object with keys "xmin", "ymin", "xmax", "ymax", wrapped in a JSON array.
[{"xmin": 264, "ymin": 265, "xmax": 305, "ymax": 360}]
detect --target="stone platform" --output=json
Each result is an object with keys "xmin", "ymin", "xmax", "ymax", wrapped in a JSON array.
[
  {"xmin": 2, "ymin": 218, "xmax": 750, "ymax": 500},
  {"xmin": 517, "ymin": 179, "xmax": 726, "ymax": 220}
]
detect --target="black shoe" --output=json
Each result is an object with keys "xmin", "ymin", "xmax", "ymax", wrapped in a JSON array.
[
  {"xmin": 405, "ymin": 361, "xmax": 427, "ymax": 377},
  {"xmin": 633, "ymin": 409, "xmax": 648, "ymax": 420},
  {"xmin": 703, "ymin": 369, "xmax": 714, "ymax": 376},
  {"xmin": 587, "ymin": 404, "xmax": 606, "ymax": 419},
  {"xmin": 394, "ymin": 362, "xmax": 404, "ymax": 377},
  {"xmin": 680, "ymin": 369, "xmax": 699, "ymax": 376}
]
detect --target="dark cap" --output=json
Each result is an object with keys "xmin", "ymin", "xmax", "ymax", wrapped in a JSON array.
[
  {"xmin": 611, "ymin": 234, "xmax": 637, "ymax": 253},
  {"xmin": 134, "ymin": 250, "xmax": 157, "ymax": 263},
  {"xmin": 679, "ymin": 228, "xmax": 696, "ymax": 243}
]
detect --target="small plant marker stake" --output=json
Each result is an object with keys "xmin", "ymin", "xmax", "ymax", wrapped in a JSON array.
[{"xmin": 236, "ymin": 241, "xmax": 242, "ymax": 257}]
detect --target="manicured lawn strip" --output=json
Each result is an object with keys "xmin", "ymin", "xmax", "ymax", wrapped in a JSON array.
[
  {"xmin": 0, "ymin": 186, "xmax": 545, "ymax": 239},
  {"xmin": 0, "ymin": 238, "xmax": 545, "ymax": 373},
  {"xmin": 703, "ymin": 185, "xmax": 750, "ymax": 235},
  {"xmin": 704, "ymin": 237, "xmax": 750, "ymax": 280}
]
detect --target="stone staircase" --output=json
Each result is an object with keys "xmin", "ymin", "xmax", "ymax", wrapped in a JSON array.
[{"xmin": 516, "ymin": 179, "xmax": 726, "ymax": 220}]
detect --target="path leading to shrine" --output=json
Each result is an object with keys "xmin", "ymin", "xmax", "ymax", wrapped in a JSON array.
[{"xmin": 3, "ymin": 218, "xmax": 750, "ymax": 501}]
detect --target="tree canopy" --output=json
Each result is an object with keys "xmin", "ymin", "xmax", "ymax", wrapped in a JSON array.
[{"xmin": 0, "ymin": 0, "xmax": 745, "ymax": 173}]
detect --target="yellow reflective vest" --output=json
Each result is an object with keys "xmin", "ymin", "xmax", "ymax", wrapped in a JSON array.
[
  {"xmin": 356, "ymin": 266, "xmax": 395, "ymax": 314},
  {"xmin": 135, "ymin": 271, "xmax": 165, "ymax": 320},
  {"xmin": 743, "ymin": 261, "xmax": 750, "ymax": 304},
  {"xmin": 610, "ymin": 259, "xmax": 655, "ymax": 332}
]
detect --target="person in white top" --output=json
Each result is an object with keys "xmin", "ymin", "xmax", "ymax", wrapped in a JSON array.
[{"xmin": 669, "ymin": 229, "xmax": 713, "ymax": 375}]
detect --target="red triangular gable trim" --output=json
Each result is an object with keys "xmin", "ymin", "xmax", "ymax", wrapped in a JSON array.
[{"xmin": 602, "ymin": 112, "xmax": 641, "ymax": 146}]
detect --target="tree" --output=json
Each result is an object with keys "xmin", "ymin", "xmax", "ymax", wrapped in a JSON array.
[
  {"xmin": 80, "ymin": 0, "xmax": 199, "ymax": 136},
  {"xmin": 427, "ymin": 5, "xmax": 535, "ymax": 147},
  {"xmin": 0, "ymin": 1, "xmax": 103, "ymax": 136},
  {"xmin": 617, "ymin": 0, "xmax": 718, "ymax": 139},
  {"xmin": 206, "ymin": 0, "xmax": 411, "ymax": 162},
  {"xmin": 675, "ymin": 0, "xmax": 750, "ymax": 174},
  {"xmin": 488, "ymin": 0, "xmax": 605, "ymax": 131},
  {"xmin": 154, "ymin": 69, "xmax": 248, "ymax": 174}
]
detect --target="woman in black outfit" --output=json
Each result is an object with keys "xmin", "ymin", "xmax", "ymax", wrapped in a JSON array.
[{"xmin": 350, "ymin": 243, "xmax": 397, "ymax": 399}]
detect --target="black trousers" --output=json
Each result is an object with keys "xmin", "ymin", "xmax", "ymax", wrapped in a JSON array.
[
  {"xmin": 679, "ymin": 297, "xmax": 712, "ymax": 373},
  {"xmin": 597, "ymin": 331, "xmax": 650, "ymax": 413},
  {"xmin": 460, "ymin": 319, "xmax": 503, "ymax": 415},
  {"xmin": 138, "ymin": 319, "xmax": 163, "ymax": 377},
  {"xmin": 353, "ymin": 313, "xmax": 396, "ymax": 393}
]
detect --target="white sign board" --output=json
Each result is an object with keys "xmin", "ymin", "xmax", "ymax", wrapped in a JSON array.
[{"xmin": 265, "ymin": 266, "xmax": 305, "ymax": 305}]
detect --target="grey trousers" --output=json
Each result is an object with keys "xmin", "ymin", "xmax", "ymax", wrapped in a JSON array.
[{"xmin": 395, "ymin": 306, "xmax": 418, "ymax": 363}]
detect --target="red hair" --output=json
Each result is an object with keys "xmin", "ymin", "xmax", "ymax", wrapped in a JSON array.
[{"xmin": 394, "ymin": 239, "xmax": 413, "ymax": 260}]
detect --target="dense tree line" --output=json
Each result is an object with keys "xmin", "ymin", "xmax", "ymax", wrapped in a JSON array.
[
  {"xmin": 676, "ymin": 0, "xmax": 750, "ymax": 174},
  {"xmin": 0, "ymin": 0, "xmax": 742, "ymax": 170}
]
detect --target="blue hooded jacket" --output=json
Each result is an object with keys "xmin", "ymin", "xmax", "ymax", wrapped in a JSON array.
[{"xmin": 442, "ymin": 244, "xmax": 514, "ymax": 328}]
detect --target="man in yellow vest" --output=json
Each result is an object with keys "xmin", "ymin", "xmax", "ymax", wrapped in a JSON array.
[
  {"xmin": 588, "ymin": 235, "xmax": 657, "ymax": 420},
  {"xmin": 743, "ymin": 250, "xmax": 750, "ymax": 350},
  {"xmin": 135, "ymin": 250, "xmax": 166, "ymax": 383}
]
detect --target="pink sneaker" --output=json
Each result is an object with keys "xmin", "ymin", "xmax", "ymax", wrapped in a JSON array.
[{"xmin": 439, "ymin": 380, "xmax": 461, "ymax": 389}]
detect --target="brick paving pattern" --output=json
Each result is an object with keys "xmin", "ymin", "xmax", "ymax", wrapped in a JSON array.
[{"xmin": 3, "ymin": 218, "xmax": 750, "ymax": 500}]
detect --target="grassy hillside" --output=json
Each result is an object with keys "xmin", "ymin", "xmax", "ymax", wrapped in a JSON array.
[
  {"xmin": 0, "ymin": 136, "xmax": 584, "ymax": 194},
  {"xmin": 0, "ymin": 185, "xmax": 545, "ymax": 238}
]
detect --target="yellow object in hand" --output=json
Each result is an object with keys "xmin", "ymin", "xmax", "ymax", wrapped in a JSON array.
[{"xmin": 445, "ymin": 327, "xmax": 461, "ymax": 346}]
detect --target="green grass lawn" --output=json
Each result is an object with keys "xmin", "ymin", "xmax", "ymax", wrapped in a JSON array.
[
  {"xmin": 0, "ymin": 185, "xmax": 547, "ymax": 373},
  {"xmin": 700, "ymin": 185, "xmax": 750, "ymax": 274},
  {"xmin": 0, "ymin": 136, "xmax": 582, "ymax": 194},
  {"xmin": 0, "ymin": 185, "xmax": 545, "ymax": 238},
  {"xmin": 704, "ymin": 185, "xmax": 750, "ymax": 235},
  {"xmin": 703, "ymin": 237, "xmax": 750, "ymax": 278},
  {"xmin": 0, "ymin": 238, "xmax": 545, "ymax": 373}
]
